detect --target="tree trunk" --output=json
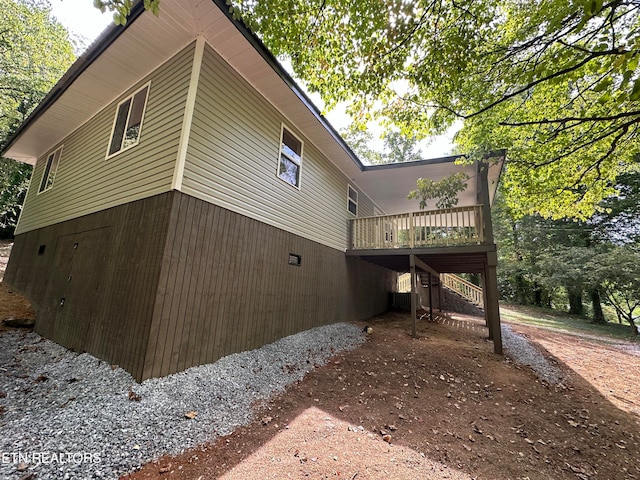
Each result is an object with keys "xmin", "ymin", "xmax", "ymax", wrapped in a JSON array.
[
  {"xmin": 543, "ymin": 291, "xmax": 552, "ymax": 308},
  {"xmin": 533, "ymin": 282, "xmax": 543, "ymax": 307},
  {"xmin": 567, "ymin": 288, "xmax": 584, "ymax": 315},
  {"xmin": 590, "ymin": 289, "xmax": 606, "ymax": 324},
  {"xmin": 628, "ymin": 317, "xmax": 638, "ymax": 335},
  {"xmin": 514, "ymin": 274, "xmax": 527, "ymax": 305}
]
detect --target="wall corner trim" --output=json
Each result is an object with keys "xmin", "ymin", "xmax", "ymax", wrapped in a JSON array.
[{"xmin": 172, "ymin": 35, "xmax": 205, "ymax": 191}]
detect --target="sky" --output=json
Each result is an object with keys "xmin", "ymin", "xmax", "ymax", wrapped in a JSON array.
[
  {"xmin": 49, "ymin": 1, "xmax": 113, "ymax": 46},
  {"xmin": 48, "ymin": 1, "xmax": 455, "ymax": 158}
]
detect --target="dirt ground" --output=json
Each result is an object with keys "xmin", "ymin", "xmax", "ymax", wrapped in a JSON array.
[
  {"xmin": 121, "ymin": 312, "xmax": 640, "ymax": 480},
  {"xmin": 1, "ymin": 243, "xmax": 639, "ymax": 480},
  {"xmin": 0, "ymin": 240, "xmax": 35, "ymax": 333}
]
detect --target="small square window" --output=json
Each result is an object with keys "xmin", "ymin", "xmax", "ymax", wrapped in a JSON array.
[
  {"xmin": 38, "ymin": 146, "xmax": 63, "ymax": 193},
  {"xmin": 277, "ymin": 126, "xmax": 303, "ymax": 187},
  {"xmin": 347, "ymin": 185, "xmax": 358, "ymax": 215},
  {"xmin": 107, "ymin": 83, "xmax": 150, "ymax": 158}
]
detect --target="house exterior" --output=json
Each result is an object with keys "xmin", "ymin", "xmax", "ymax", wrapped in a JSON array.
[{"xmin": 2, "ymin": 0, "xmax": 504, "ymax": 381}]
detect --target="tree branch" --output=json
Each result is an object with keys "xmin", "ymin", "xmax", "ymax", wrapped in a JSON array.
[{"xmin": 500, "ymin": 110, "xmax": 640, "ymax": 126}]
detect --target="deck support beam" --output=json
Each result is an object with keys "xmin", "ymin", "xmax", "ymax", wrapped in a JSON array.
[
  {"xmin": 410, "ymin": 253, "xmax": 417, "ymax": 338},
  {"xmin": 412, "ymin": 255, "xmax": 440, "ymax": 278},
  {"xmin": 428, "ymin": 272, "xmax": 434, "ymax": 321},
  {"xmin": 484, "ymin": 251, "xmax": 502, "ymax": 354},
  {"xmin": 476, "ymin": 160, "xmax": 502, "ymax": 354},
  {"xmin": 481, "ymin": 274, "xmax": 489, "ymax": 328}
]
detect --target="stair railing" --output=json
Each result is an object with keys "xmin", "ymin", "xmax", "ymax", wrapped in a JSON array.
[{"xmin": 440, "ymin": 273, "xmax": 484, "ymax": 309}]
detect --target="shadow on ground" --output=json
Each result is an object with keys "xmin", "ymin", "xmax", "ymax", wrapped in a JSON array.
[{"xmin": 124, "ymin": 310, "xmax": 640, "ymax": 480}]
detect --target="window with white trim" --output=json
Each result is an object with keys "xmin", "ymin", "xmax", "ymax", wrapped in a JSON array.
[
  {"xmin": 38, "ymin": 146, "xmax": 63, "ymax": 193},
  {"xmin": 107, "ymin": 83, "xmax": 150, "ymax": 158},
  {"xmin": 347, "ymin": 185, "xmax": 358, "ymax": 215},
  {"xmin": 277, "ymin": 126, "xmax": 303, "ymax": 187}
]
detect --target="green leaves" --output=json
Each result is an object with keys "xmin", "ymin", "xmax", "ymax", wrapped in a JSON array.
[
  {"xmin": 630, "ymin": 77, "xmax": 640, "ymax": 101},
  {"xmin": 0, "ymin": 0, "xmax": 75, "ymax": 234},
  {"xmin": 1, "ymin": 0, "xmax": 75, "ymax": 146},
  {"xmin": 0, "ymin": 158, "xmax": 32, "ymax": 232},
  {"xmin": 92, "ymin": 0, "xmax": 160, "ymax": 25},
  {"xmin": 407, "ymin": 172, "xmax": 469, "ymax": 210},
  {"xmin": 582, "ymin": 0, "xmax": 604, "ymax": 18},
  {"xmin": 224, "ymin": 0, "xmax": 640, "ymax": 220}
]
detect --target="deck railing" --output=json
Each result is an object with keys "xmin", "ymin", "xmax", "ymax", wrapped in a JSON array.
[
  {"xmin": 440, "ymin": 273, "xmax": 484, "ymax": 309},
  {"xmin": 350, "ymin": 205, "xmax": 484, "ymax": 250}
]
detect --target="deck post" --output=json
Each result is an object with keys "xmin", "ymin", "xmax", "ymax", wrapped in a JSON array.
[
  {"xmin": 477, "ymin": 162, "xmax": 494, "ymax": 245},
  {"xmin": 428, "ymin": 272, "xmax": 433, "ymax": 320},
  {"xmin": 484, "ymin": 251, "xmax": 502, "ymax": 354},
  {"xmin": 410, "ymin": 253, "xmax": 417, "ymax": 338},
  {"xmin": 481, "ymin": 273, "xmax": 490, "ymax": 328},
  {"xmin": 409, "ymin": 212, "xmax": 415, "ymax": 248}
]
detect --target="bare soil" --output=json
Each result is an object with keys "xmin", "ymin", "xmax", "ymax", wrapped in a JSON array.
[
  {"xmin": 1, "ymin": 244, "xmax": 639, "ymax": 479},
  {"xmin": 0, "ymin": 240, "xmax": 35, "ymax": 334},
  {"xmin": 123, "ymin": 313, "xmax": 640, "ymax": 480}
]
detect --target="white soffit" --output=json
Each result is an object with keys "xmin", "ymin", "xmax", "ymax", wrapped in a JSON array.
[{"xmin": 5, "ymin": 1, "xmax": 196, "ymax": 164}]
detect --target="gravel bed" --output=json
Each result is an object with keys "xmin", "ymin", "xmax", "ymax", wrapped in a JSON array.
[
  {"xmin": 501, "ymin": 324, "xmax": 564, "ymax": 384},
  {"xmin": 0, "ymin": 324, "xmax": 366, "ymax": 479}
]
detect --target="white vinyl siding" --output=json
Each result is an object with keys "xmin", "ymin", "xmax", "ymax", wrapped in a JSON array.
[
  {"xmin": 182, "ymin": 45, "xmax": 376, "ymax": 251},
  {"xmin": 16, "ymin": 43, "xmax": 195, "ymax": 235}
]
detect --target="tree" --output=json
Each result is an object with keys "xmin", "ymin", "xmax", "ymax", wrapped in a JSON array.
[
  {"xmin": 383, "ymin": 130, "xmax": 422, "ymax": 163},
  {"xmin": 493, "ymin": 168, "xmax": 640, "ymax": 323},
  {"xmin": 1, "ymin": 0, "xmax": 75, "ymax": 142},
  {"xmin": 537, "ymin": 246, "xmax": 596, "ymax": 315},
  {"xmin": 407, "ymin": 171, "xmax": 469, "ymax": 209},
  {"xmin": 491, "ymin": 187, "xmax": 616, "ymax": 321},
  {"xmin": 0, "ymin": 0, "xmax": 75, "ymax": 236},
  {"xmin": 590, "ymin": 246, "xmax": 640, "ymax": 335},
  {"xmin": 590, "ymin": 170, "xmax": 640, "ymax": 245},
  {"xmin": 340, "ymin": 129, "xmax": 383, "ymax": 165},
  {"xmin": 341, "ymin": 127, "xmax": 423, "ymax": 164},
  {"xmin": 92, "ymin": 0, "xmax": 159, "ymax": 25},
  {"xmin": 0, "ymin": 159, "xmax": 31, "ymax": 236},
  {"xmin": 209, "ymin": 0, "xmax": 640, "ymax": 220}
]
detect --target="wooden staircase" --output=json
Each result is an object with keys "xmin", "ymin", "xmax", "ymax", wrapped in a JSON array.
[{"xmin": 439, "ymin": 273, "xmax": 484, "ymax": 310}]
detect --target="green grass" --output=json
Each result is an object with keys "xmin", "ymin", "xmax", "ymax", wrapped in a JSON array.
[{"xmin": 500, "ymin": 302, "xmax": 639, "ymax": 342}]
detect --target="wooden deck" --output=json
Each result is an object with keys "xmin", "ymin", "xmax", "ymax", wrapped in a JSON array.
[
  {"xmin": 347, "ymin": 204, "xmax": 502, "ymax": 356},
  {"xmin": 349, "ymin": 205, "xmax": 484, "ymax": 250}
]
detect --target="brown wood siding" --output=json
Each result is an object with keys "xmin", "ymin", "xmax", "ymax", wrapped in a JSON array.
[
  {"xmin": 4, "ymin": 193, "xmax": 174, "ymax": 380},
  {"xmin": 143, "ymin": 191, "xmax": 395, "ymax": 379},
  {"xmin": 5, "ymin": 191, "xmax": 394, "ymax": 382}
]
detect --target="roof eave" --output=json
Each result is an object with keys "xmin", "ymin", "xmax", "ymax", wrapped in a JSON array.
[
  {"xmin": 207, "ymin": 0, "xmax": 365, "ymax": 171},
  {"xmin": 1, "ymin": 3, "xmax": 147, "ymax": 163}
]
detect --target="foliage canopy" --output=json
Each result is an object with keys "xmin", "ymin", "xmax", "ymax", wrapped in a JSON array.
[
  {"xmin": 407, "ymin": 172, "xmax": 469, "ymax": 210},
  {"xmin": 1, "ymin": 0, "xmax": 75, "ymax": 144},
  {"xmin": 92, "ymin": 0, "xmax": 159, "ymax": 25},
  {"xmin": 223, "ymin": 0, "xmax": 640, "ymax": 219},
  {"xmin": 98, "ymin": 1, "xmax": 640, "ymax": 218},
  {"xmin": 0, "ymin": 0, "xmax": 75, "ymax": 235}
]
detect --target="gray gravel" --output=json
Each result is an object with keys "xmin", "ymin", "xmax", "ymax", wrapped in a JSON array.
[
  {"xmin": 0, "ymin": 320, "xmax": 564, "ymax": 479},
  {"xmin": 0, "ymin": 323, "xmax": 366, "ymax": 480},
  {"xmin": 501, "ymin": 324, "xmax": 564, "ymax": 384}
]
